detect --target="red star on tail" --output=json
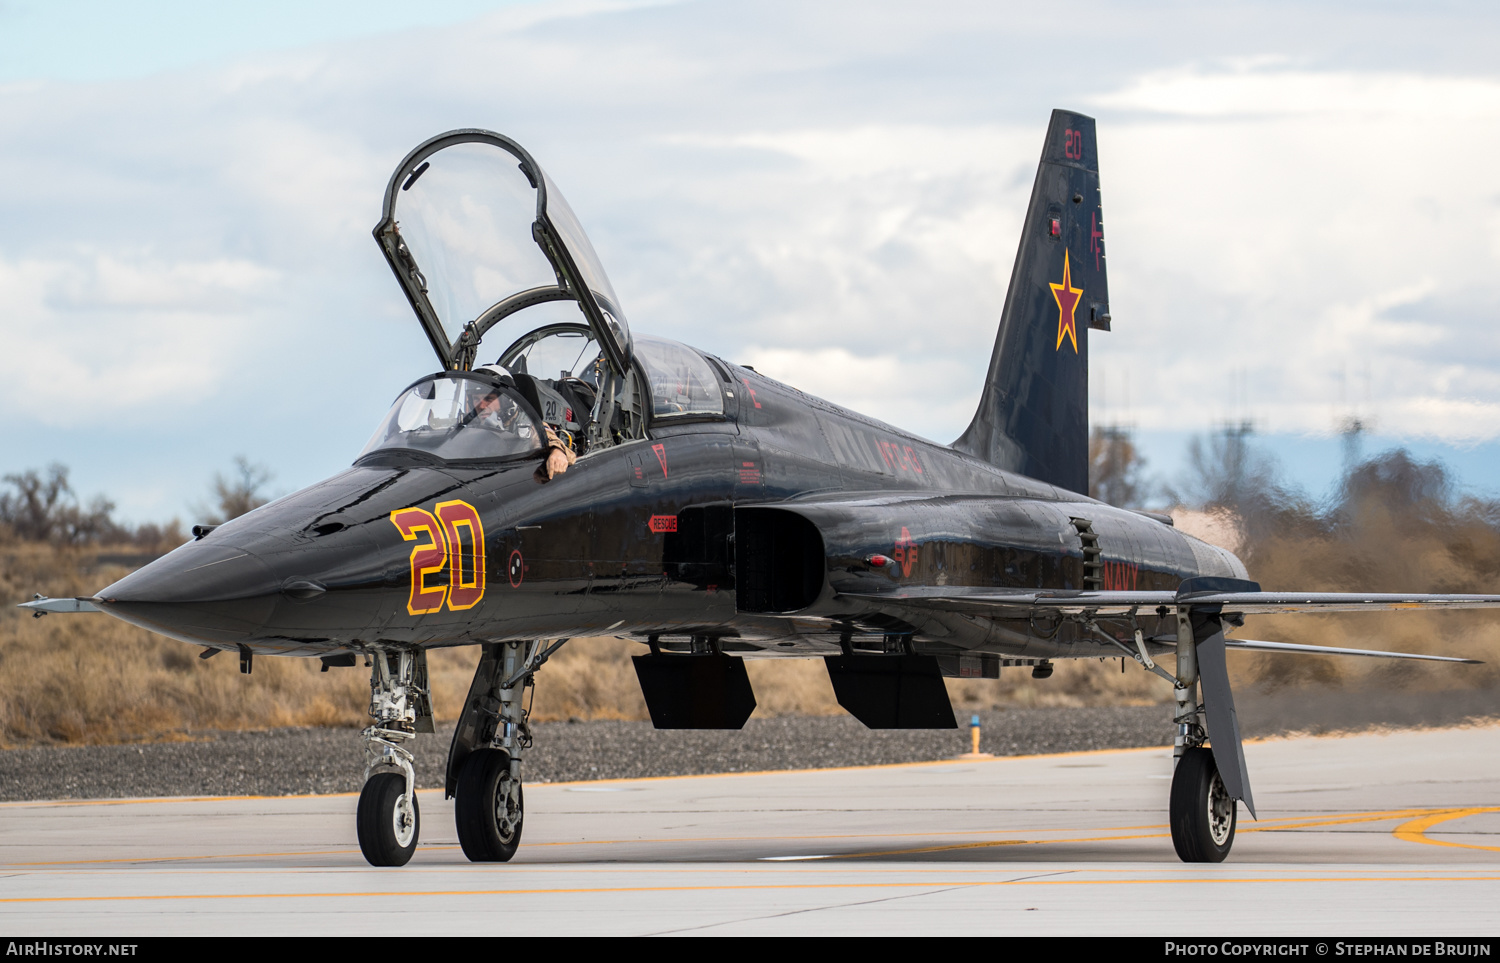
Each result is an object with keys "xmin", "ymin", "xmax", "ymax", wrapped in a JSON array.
[{"xmin": 1050, "ymin": 250, "xmax": 1082, "ymax": 353}]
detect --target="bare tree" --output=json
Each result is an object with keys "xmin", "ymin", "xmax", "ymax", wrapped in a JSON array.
[
  {"xmin": 1334, "ymin": 448, "xmax": 1452, "ymax": 530},
  {"xmin": 1174, "ymin": 422, "xmax": 1280, "ymax": 510},
  {"xmin": 1089, "ymin": 426, "xmax": 1149, "ymax": 507},
  {"xmin": 1167, "ymin": 424, "xmax": 1321, "ymax": 559},
  {"xmin": 0, "ymin": 464, "xmax": 126, "ymax": 545},
  {"xmin": 202, "ymin": 457, "xmax": 274, "ymax": 524},
  {"xmin": 0, "ymin": 464, "xmax": 72, "ymax": 542}
]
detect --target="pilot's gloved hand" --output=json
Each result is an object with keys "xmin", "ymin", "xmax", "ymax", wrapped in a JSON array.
[{"xmin": 534, "ymin": 425, "xmax": 577, "ymax": 483}]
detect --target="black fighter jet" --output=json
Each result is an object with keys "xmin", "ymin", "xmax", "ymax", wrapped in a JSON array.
[{"xmin": 24, "ymin": 110, "xmax": 1492, "ymax": 867}]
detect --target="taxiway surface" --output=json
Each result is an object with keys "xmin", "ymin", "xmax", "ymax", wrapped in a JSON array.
[{"xmin": 1, "ymin": 726, "xmax": 1497, "ymax": 936}]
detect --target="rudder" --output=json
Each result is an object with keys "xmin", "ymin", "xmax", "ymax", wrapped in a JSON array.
[{"xmin": 952, "ymin": 109, "xmax": 1110, "ymax": 493}]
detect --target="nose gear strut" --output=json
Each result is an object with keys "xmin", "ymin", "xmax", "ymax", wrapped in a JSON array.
[{"xmin": 356, "ymin": 647, "xmax": 433, "ymax": 867}]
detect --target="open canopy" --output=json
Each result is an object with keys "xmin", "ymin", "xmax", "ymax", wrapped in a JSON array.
[{"xmin": 373, "ymin": 129, "xmax": 632, "ymax": 374}]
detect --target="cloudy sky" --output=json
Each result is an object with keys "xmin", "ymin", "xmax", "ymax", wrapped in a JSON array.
[{"xmin": 5, "ymin": 0, "xmax": 1500, "ymax": 520}]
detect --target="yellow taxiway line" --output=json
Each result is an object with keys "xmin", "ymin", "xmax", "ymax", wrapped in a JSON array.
[
  {"xmin": 3, "ymin": 807, "xmax": 1493, "ymax": 870},
  {"xmin": 1393, "ymin": 808, "xmax": 1500, "ymax": 854},
  {"xmin": 2, "ymin": 872, "xmax": 1499, "ymax": 906}
]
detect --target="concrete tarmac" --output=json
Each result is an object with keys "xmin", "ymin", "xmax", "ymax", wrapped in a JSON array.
[{"xmin": 1, "ymin": 725, "xmax": 1497, "ymax": 936}]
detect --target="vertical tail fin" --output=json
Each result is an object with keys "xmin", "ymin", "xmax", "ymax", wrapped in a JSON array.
[{"xmin": 952, "ymin": 109, "xmax": 1110, "ymax": 494}]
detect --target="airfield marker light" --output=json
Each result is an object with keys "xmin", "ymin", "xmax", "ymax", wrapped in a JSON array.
[{"xmin": 957, "ymin": 714, "xmax": 992, "ymax": 760}]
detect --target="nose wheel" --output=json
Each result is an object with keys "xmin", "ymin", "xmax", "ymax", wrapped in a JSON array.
[
  {"xmin": 455, "ymin": 748, "xmax": 524, "ymax": 861},
  {"xmin": 357, "ymin": 648, "xmax": 431, "ymax": 867},
  {"xmin": 357, "ymin": 771, "xmax": 421, "ymax": 866},
  {"xmin": 1170, "ymin": 746, "xmax": 1236, "ymax": 862}
]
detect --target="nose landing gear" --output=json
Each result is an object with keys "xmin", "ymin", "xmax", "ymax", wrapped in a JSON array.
[
  {"xmin": 358, "ymin": 771, "xmax": 420, "ymax": 866},
  {"xmin": 357, "ymin": 648, "xmax": 433, "ymax": 867}
]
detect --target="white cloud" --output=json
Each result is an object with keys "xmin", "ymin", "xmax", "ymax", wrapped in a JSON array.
[
  {"xmin": 0, "ymin": 252, "xmax": 279, "ymax": 422},
  {"xmin": 1089, "ymin": 65, "xmax": 1500, "ymax": 440},
  {"xmin": 1097, "ymin": 66, "xmax": 1500, "ymax": 119},
  {"xmin": 7, "ymin": 2, "xmax": 1500, "ymax": 517},
  {"xmin": 739, "ymin": 345, "xmax": 976, "ymax": 440}
]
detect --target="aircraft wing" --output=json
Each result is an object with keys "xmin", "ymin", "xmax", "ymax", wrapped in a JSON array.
[
  {"xmin": 1218, "ymin": 638, "xmax": 1479, "ymax": 664},
  {"xmin": 837, "ymin": 584, "xmax": 1493, "ymax": 663},
  {"xmin": 840, "ymin": 587, "xmax": 1500, "ymax": 616}
]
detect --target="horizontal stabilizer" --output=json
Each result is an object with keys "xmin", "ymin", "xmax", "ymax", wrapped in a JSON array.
[
  {"xmin": 1223, "ymin": 638, "xmax": 1481, "ymax": 664},
  {"xmin": 18, "ymin": 596, "xmax": 100, "ymax": 615}
]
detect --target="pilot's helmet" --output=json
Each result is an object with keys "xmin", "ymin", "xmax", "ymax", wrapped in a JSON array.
[
  {"xmin": 475, "ymin": 364, "xmax": 515, "ymax": 384},
  {"xmin": 464, "ymin": 372, "xmax": 522, "ymax": 430}
]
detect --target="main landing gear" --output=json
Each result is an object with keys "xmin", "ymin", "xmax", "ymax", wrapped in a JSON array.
[
  {"xmin": 1171, "ymin": 747, "xmax": 1236, "ymax": 862},
  {"xmin": 1086, "ymin": 614, "xmax": 1242, "ymax": 861},
  {"xmin": 447, "ymin": 639, "xmax": 565, "ymax": 863},
  {"xmin": 1168, "ymin": 610, "xmax": 1235, "ymax": 862},
  {"xmin": 455, "ymin": 747, "xmax": 524, "ymax": 861}
]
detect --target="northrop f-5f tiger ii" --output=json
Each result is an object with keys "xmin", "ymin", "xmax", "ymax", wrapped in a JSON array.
[{"xmin": 25, "ymin": 110, "xmax": 1492, "ymax": 866}]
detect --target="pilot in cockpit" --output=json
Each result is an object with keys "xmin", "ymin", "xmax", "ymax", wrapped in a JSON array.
[
  {"xmin": 468, "ymin": 374, "xmax": 575, "ymax": 482},
  {"xmin": 471, "ymin": 386, "xmax": 522, "ymax": 432}
]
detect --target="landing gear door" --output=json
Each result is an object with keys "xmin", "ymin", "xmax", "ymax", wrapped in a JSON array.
[{"xmin": 373, "ymin": 129, "xmax": 633, "ymax": 375}]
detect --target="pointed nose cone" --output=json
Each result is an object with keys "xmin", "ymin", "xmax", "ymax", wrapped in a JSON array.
[
  {"xmin": 97, "ymin": 541, "xmax": 282, "ymax": 645},
  {"xmin": 93, "ymin": 465, "xmax": 475, "ymax": 648}
]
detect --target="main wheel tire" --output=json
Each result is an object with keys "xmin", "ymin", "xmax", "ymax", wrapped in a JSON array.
[
  {"xmin": 1170, "ymin": 746, "xmax": 1236, "ymax": 863},
  {"xmin": 455, "ymin": 748, "xmax": 524, "ymax": 862},
  {"xmin": 357, "ymin": 772, "xmax": 420, "ymax": 867}
]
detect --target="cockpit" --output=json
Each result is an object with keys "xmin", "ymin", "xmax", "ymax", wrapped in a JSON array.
[
  {"xmin": 359, "ymin": 372, "xmax": 543, "ymax": 465},
  {"xmin": 365, "ymin": 129, "xmax": 728, "ymax": 467}
]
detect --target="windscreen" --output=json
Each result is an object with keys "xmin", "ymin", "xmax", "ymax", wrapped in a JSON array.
[{"xmin": 359, "ymin": 375, "xmax": 543, "ymax": 463}]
